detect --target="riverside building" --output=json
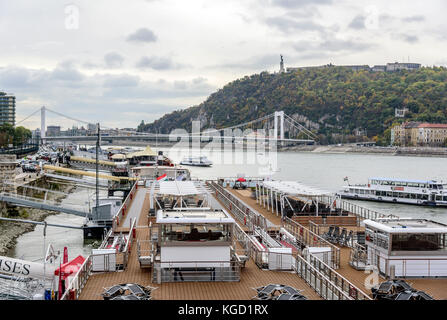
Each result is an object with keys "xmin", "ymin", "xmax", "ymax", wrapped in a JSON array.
[{"xmin": 0, "ymin": 92, "xmax": 15, "ymax": 126}]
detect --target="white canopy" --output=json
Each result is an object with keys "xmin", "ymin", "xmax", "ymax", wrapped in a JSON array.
[
  {"xmin": 157, "ymin": 181, "xmax": 207, "ymax": 196},
  {"xmin": 260, "ymin": 180, "xmax": 331, "ymax": 197}
]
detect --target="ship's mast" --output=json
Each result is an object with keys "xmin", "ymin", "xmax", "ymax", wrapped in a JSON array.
[{"xmin": 95, "ymin": 123, "xmax": 100, "ymax": 220}]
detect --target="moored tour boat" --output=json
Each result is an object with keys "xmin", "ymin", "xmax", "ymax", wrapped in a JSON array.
[{"xmin": 340, "ymin": 177, "xmax": 447, "ymax": 207}]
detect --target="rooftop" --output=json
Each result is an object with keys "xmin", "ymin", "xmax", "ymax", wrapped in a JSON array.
[
  {"xmin": 364, "ymin": 218, "xmax": 447, "ymax": 234},
  {"xmin": 370, "ymin": 177, "xmax": 443, "ymax": 184},
  {"xmin": 261, "ymin": 180, "xmax": 331, "ymax": 197}
]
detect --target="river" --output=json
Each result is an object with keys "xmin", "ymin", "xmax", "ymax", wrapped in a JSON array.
[{"xmin": 10, "ymin": 148, "xmax": 447, "ymax": 261}]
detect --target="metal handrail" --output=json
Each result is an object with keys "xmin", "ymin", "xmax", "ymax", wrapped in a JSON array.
[
  {"xmin": 282, "ymin": 217, "xmax": 340, "ymax": 269},
  {"xmin": 152, "ymin": 260, "xmax": 241, "ymax": 283},
  {"xmin": 295, "ymin": 254, "xmax": 354, "ymax": 300},
  {"xmin": 208, "ymin": 181, "xmax": 268, "ymax": 231},
  {"xmin": 306, "ymin": 254, "xmax": 371, "ymax": 300},
  {"xmin": 60, "ymin": 254, "xmax": 93, "ymax": 300}
]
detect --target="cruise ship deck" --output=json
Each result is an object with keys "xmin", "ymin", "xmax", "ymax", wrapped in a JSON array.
[
  {"xmin": 227, "ymin": 187, "xmax": 447, "ymax": 300},
  {"xmin": 78, "ymin": 187, "xmax": 322, "ymax": 300}
]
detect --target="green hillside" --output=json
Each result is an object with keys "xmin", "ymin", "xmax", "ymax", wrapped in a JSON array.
[{"xmin": 137, "ymin": 66, "xmax": 447, "ymax": 145}]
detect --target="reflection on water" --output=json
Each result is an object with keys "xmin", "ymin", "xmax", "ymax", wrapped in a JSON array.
[{"xmin": 11, "ymin": 148, "xmax": 447, "ymax": 260}]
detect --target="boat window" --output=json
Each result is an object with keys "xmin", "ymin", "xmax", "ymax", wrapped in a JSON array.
[
  {"xmin": 422, "ymin": 195, "xmax": 428, "ymax": 200},
  {"xmin": 391, "ymin": 233, "xmax": 446, "ymax": 251},
  {"xmin": 375, "ymin": 191, "xmax": 381, "ymax": 196},
  {"xmin": 386, "ymin": 192, "xmax": 392, "ymax": 197},
  {"xmin": 160, "ymin": 223, "xmax": 231, "ymax": 243},
  {"xmin": 444, "ymin": 196, "xmax": 447, "ymax": 202},
  {"xmin": 436, "ymin": 195, "xmax": 442, "ymax": 201}
]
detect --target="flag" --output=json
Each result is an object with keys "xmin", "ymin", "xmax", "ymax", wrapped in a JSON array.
[
  {"xmin": 344, "ymin": 176, "xmax": 349, "ymax": 181},
  {"xmin": 157, "ymin": 173, "xmax": 167, "ymax": 181}
]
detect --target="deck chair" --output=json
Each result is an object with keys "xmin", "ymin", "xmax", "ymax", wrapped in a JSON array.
[
  {"xmin": 322, "ymin": 226, "xmax": 334, "ymax": 240},
  {"xmin": 329, "ymin": 226, "xmax": 340, "ymax": 243},
  {"xmin": 343, "ymin": 230, "xmax": 353, "ymax": 246},
  {"xmin": 338, "ymin": 228, "xmax": 347, "ymax": 245}
]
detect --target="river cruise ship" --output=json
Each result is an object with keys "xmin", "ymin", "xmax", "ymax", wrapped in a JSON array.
[
  {"xmin": 180, "ymin": 156, "xmax": 213, "ymax": 167},
  {"xmin": 340, "ymin": 177, "xmax": 447, "ymax": 207}
]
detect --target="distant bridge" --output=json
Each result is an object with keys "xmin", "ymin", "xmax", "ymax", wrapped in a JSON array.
[{"xmin": 17, "ymin": 107, "xmax": 319, "ymax": 146}]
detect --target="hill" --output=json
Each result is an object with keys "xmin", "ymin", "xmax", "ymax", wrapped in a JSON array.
[{"xmin": 137, "ymin": 66, "xmax": 447, "ymax": 145}]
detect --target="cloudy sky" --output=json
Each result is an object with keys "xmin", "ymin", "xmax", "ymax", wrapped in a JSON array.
[{"xmin": 1, "ymin": 0, "xmax": 446, "ymax": 130}]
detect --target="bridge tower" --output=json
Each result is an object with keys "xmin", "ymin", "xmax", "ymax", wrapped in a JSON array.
[
  {"xmin": 40, "ymin": 106, "xmax": 46, "ymax": 144},
  {"xmin": 274, "ymin": 111, "xmax": 285, "ymax": 140}
]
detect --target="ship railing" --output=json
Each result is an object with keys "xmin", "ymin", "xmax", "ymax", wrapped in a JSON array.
[
  {"xmin": 112, "ymin": 180, "xmax": 138, "ymax": 230},
  {"xmin": 137, "ymin": 240, "xmax": 156, "ymax": 269},
  {"xmin": 118, "ymin": 218, "xmax": 137, "ymax": 270},
  {"xmin": 302, "ymin": 254, "xmax": 372, "ymax": 300},
  {"xmin": 207, "ymin": 181, "xmax": 268, "ymax": 232},
  {"xmin": 349, "ymin": 243, "xmax": 368, "ymax": 270},
  {"xmin": 233, "ymin": 222, "xmax": 252, "ymax": 260},
  {"xmin": 98, "ymin": 218, "xmax": 137, "ymax": 270},
  {"xmin": 294, "ymin": 254, "xmax": 355, "ymax": 300},
  {"xmin": 316, "ymin": 195, "xmax": 399, "ymax": 223},
  {"xmin": 151, "ymin": 260, "xmax": 241, "ymax": 283},
  {"xmin": 375, "ymin": 256, "xmax": 447, "ymax": 279},
  {"xmin": 60, "ymin": 254, "xmax": 94, "ymax": 300},
  {"xmin": 282, "ymin": 217, "xmax": 340, "ymax": 269}
]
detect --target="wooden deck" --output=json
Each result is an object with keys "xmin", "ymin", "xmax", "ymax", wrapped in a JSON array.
[
  {"xmin": 78, "ymin": 187, "xmax": 322, "ymax": 300},
  {"xmin": 230, "ymin": 188, "xmax": 447, "ymax": 300}
]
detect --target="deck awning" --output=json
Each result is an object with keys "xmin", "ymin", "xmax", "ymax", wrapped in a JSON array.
[
  {"xmin": 260, "ymin": 181, "xmax": 331, "ymax": 197},
  {"xmin": 126, "ymin": 146, "xmax": 157, "ymax": 158},
  {"xmin": 157, "ymin": 181, "xmax": 206, "ymax": 196}
]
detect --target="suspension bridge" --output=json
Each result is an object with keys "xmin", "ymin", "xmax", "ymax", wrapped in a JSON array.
[{"xmin": 17, "ymin": 107, "xmax": 318, "ymax": 147}]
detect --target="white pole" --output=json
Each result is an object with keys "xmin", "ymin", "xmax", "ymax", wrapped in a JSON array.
[
  {"xmin": 274, "ymin": 111, "xmax": 278, "ymax": 140},
  {"xmin": 41, "ymin": 106, "xmax": 46, "ymax": 144},
  {"xmin": 280, "ymin": 111, "xmax": 285, "ymax": 140}
]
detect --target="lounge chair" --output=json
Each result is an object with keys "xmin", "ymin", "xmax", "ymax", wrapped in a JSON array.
[
  {"xmin": 343, "ymin": 230, "xmax": 353, "ymax": 246},
  {"xmin": 338, "ymin": 228, "xmax": 347, "ymax": 244},
  {"xmin": 322, "ymin": 226, "xmax": 334, "ymax": 240},
  {"xmin": 329, "ymin": 226, "xmax": 340, "ymax": 243}
]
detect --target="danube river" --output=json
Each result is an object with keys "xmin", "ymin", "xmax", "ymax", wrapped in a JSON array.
[{"xmin": 10, "ymin": 149, "xmax": 447, "ymax": 262}]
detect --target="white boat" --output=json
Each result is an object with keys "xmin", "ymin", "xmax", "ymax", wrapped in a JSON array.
[
  {"xmin": 180, "ymin": 156, "xmax": 212, "ymax": 167},
  {"xmin": 340, "ymin": 177, "xmax": 447, "ymax": 207}
]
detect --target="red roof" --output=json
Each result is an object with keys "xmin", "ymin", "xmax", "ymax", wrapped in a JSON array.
[{"xmin": 418, "ymin": 123, "xmax": 447, "ymax": 129}]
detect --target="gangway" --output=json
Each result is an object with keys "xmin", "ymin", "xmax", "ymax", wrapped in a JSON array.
[{"xmin": 0, "ymin": 192, "xmax": 88, "ymax": 217}]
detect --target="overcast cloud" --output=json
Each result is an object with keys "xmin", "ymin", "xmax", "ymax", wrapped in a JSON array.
[{"xmin": 0, "ymin": 0, "xmax": 446, "ymax": 129}]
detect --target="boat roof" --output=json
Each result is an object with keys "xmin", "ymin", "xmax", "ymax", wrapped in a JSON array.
[
  {"xmin": 370, "ymin": 177, "xmax": 442, "ymax": 184},
  {"xmin": 261, "ymin": 180, "xmax": 331, "ymax": 197},
  {"xmin": 156, "ymin": 208, "xmax": 235, "ymax": 224},
  {"xmin": 111, "ymin": 154, "xmax": 126, "ymax": 160},
  {"xmin": 126, "ymin": 146, "xmax": 157, "ymax": 158},
  {"xmin": 157, "ymin": 181, "xmax": 207, "ymax": 196},
  {"xmin": 364, "ymin": 218, "xmax": 447, "ymax": 234}
]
